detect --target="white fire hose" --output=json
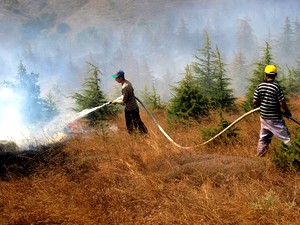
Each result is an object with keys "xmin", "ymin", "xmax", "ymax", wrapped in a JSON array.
[
  {"xmin": 78, "ymin": 97, "xmax": 298, "ymax": 149},
  {"xmin": 136, "ymin": 97, "xmax": 260, "ymax": 149}
]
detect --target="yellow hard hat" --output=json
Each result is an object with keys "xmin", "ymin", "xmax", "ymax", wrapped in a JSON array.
[{"xmin": 264, "ymin": 65, "xmax": 277, "ymax": 74}]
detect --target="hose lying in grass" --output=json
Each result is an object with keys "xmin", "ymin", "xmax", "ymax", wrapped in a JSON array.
[{"xmin": 136, "ymin": 97, "xmax": 260, "ymax": 149}]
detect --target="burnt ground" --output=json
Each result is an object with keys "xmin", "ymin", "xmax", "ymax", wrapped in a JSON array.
[
  {"xmin": 0, "ymin": 140, "xmax": 266, "ymax": 185},
  {"xmin": 0, "ymin": 143, "xmax": 67, "ymax": 181}
]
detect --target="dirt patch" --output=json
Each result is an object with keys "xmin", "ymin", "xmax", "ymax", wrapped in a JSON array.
[{"xmin": 150, "ymin": 154, "xmax": 266, "ymax": 186}]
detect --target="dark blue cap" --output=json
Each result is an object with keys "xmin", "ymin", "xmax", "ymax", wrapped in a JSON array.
[{"xmin": 112, "ymin": 70, "xmax": 125, "ymax": 78}]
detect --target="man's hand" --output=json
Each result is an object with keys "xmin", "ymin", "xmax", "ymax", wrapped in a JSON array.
[
  {"xmin": 111, "ymin": 95, "xmax": 123, "ymax": 105},
  {"xmin": 283, "ymin": 111, "xmax": 292, "ymax": 117}
]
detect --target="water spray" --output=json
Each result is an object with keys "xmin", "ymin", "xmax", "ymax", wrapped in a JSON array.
[{"xmin": 73, "ymin": 102, "xmax": 112, "ymax": 120}]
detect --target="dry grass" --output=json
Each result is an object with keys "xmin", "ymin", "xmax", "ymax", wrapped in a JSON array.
[{"xmin": 0, "ymin": 98, "xmax": 300, "ymax": 224}]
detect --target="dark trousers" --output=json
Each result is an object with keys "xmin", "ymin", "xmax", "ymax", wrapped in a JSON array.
[{"xmin": 125, "ymin": 107, "xmax": 148, "ymax": 135}]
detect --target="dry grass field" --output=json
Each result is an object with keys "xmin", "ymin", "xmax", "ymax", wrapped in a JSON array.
[{"xmin": 0, "ymin": 98, "xmax": 300, "ymax": 224}]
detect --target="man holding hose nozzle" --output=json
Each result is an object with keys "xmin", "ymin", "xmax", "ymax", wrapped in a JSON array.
[
  {"xmin": 111, "ymin": 70, "xmax": 148, "ymax": 135},
  {"xmin": 253, "ymin": 65, "xmax": 292, "ymax": 157}
]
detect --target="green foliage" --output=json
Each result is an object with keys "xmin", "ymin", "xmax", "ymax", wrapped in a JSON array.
[
  {"xmin": 141, "ymin": 84, "xmax": 164, "ymax": 110},
  {"xmin": 236, "ymin": 19, "xmax": 258, "ymax": 61},
  {"xmin": 243, "ymin": 42, "xmax": 274, "ymax": 111},
  {"xmin": 167, "ymin": 65, "xmax": 209, "ymax": 122},
  {"xmin": 3, "ymin": 61, "xmax": 58, "ymax": 124},
  {"xmin": 72, "ymin": 63, "xmax": 116, "ymax": 126},
  {"xmin": 228, "ymin": 50, "xmax": 249, "ymax": 97},
  {"xmin": 193, "ymin": 31, "xmax": 216, "ymax": 99},
  {"xmin": 250, "ymin": 190, "xmax": 280, "ymax": 210},
  {"xmin": 212, "ymin": 45, "xmax": 236, "ymax": 110},
  {"xmin": 201, "ymin": 112, "xmax": 240, "ymax": 144},
  {"xmin": 193, "ymin": 32, "xmax": 235, "ymax": 111},
  {"xmin": 280, "ymin": 66, "xmax": 300, "ymax": 95},
  {"xmin": 276, "ymin": 17, "xmax": 294, "ymax": 62},
  {"xmin": 270, "ymin": 133, "xmax": 300, "ymax": 171}
]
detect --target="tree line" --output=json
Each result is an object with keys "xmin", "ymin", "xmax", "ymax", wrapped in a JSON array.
[{"xmin": 3, "ymin": 31, "xmax": 300, "ymax": 127}]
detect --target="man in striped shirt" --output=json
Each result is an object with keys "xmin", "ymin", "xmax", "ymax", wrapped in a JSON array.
[{"xmin": 253, "ymin": 65, "xmax": 292, "ymax": 157}]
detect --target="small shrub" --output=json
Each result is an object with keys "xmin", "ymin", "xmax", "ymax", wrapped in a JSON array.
[
  {"xmin": 250, "ymin": 190, "xmax": 280, "ymax": 210},
  {"xmin": 270, "ymin": 136, "xmax": 300, "ymax": 171},
  {"xmin": 201, "ymin": 112, "xmax": 240, "ymax": 144}
]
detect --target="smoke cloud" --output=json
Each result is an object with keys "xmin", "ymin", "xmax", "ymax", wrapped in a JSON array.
[{"xmin": 0, "ymin": 0, "xmax": 299, "ymax": 148}]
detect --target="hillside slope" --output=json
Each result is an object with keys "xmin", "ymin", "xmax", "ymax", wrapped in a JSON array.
[{"xmin": 0, "ymin": 0, "xmax": 221, "ymax": 32}]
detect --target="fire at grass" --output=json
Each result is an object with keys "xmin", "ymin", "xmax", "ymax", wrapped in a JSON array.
[
  {"xmin": 0, "ymin": 120, "xmax": 83, "ymax": 181},
  {"xmin": 0, "ymin": 106, "xmax": 104, "ymax": 181}
]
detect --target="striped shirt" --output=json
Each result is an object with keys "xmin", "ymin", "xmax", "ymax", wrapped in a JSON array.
[{"xmin": 253, "ymin": 81, "xmax": 284, "ymax": 119}]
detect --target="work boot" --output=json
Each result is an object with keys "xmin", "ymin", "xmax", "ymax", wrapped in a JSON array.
[{"xmin": 256, "ymin": 146, "xmax": 268, "ymax": 157}]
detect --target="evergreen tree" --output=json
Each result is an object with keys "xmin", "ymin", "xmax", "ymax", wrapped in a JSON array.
[
  {"xmin": 161, "ymin": 12, "xmax": 176, "ymax": 52},
  {"xmin": 141, "ymin": 84, "xmax": 163, "ymax": 110},
  {"xmin": 159, "ymin": 69, "xmax": 174, "ymax": 101},
  {"xmin": 138, "ymin": 58, "xmax": 155, "ymax": 88},
  {"xmin": 193, "ymin": 31, "xmax": 216, "ymax": 100},
  {"xmin": 236, "ymin": 19, "xmax": 258, "ymax": 61},
  {"xmin": 293, "ymin": 18, "xmax": 300, "ymax": 56},
  {"xmin": 167, "ymin": 65, "xmax": 209, "ymax": 122},
  {"xmin": 243, "ymin": 42, "xmax": 275, "ymax": 111},
  {"xmin": 276, "ymin": 17, "xmax": 294, "ymax": 64},
  {"xmin": 212, "ymin": 45, "xmax": 235, "ymax": 110},
  {"xmin": 175, "ymin": 17, "xmax": 191, "ymax": 54},
  {"xmin": 193, "ymin": 32, "xmax": 235, "ymax": 110},
  {"xmin": 282, "ymin": 66, "xmax": 300, "ymax": 95},
  {"xmin": 72, "ymin": 63, "xmax": 115, "ymax": 126},
  {"xmin": 228, "ymin": 50, "xmax": 249, "ymax": 97},
  {"xmin": 3, "ymin": 61, "xmax": 58, "ymax": 124}
]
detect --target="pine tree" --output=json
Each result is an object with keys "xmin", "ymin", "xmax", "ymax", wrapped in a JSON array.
[
  {"xmin": 276, "ymin": 17, "xmax": 294, "ymax": 64},
  {"xmin": 282, "ymin": 66, "xmax": 300, "ymax": 95},
  {"xmin": 167, "ymin": 65, "xmax": 209, "ymax": 122},
  {"xmin": 159, "ymin": 69, "xmax": 174, "ymax": 101},
  {"xmin": 293, "ymin": 18, "xmax": 300, "ymax": 56},
  {"xmin": 193, "ymin": 32, "xmax": 235, "ymax": 110},
  {"xmin": 193, "ymin": 31, "xmax": 216, "ymax": 100},
  {"xmin": 243, "ymin": 42, "xmax": 275, "ymax": 111},
  {"xmin": 72, "ymin": 63, "xmax": 115, "ymax": 126},
  {"xmin": 228, "ymin": 50, "xmax": 249, "ymax": 97},
  {"xmin": 161, "ymin": 12, "xmax": 176, "ymax": 52},
  {"xmin": 3, "ymin": 61, "xmax": 58, "ymax": 124},
  {"xmin": 236, "ymin": 19, "xmax": 259, "ymax": 61},
  {"xmin": 141, "ymin": 84, "xmax": 163, "ymax": 110},
  {"xmin": 175, "ymin": 17, "xmax": 191, "ymax": 54},
  {"xmin": 212, "ymin": 45, "xmax": 235, "ymax": 110}
]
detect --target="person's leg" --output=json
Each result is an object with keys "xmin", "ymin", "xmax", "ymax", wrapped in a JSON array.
[
  {"xmin": 131, "ymin": 108, "xmax": 148, "ymax": 134},
  {"xmin": 269, "ymin": 119, "xmax": 291, "ymax": 145},
  {"xmin": 125, "ymin": 108, "xmax": 134, "ymax": 134},
  {"xmin": 257, "ymin": 119, "xmax": 273, "ymax": 157}
]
